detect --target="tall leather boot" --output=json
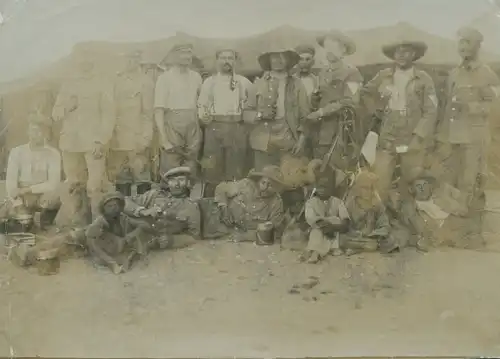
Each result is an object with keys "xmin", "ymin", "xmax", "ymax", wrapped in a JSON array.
[
  {"xmin": 39, "ymin": 209, "xmax": 58, "ymax": 229},
  {"xmin": 136, "ymin": 183, "xmax": 151, "ymax": 195},
  {"xmin": 115, "ymin": 183, "xmax": 132, "ymax": 197},
  {"xmin": 203, "ymin": 183, "xmax": 216, "ymax": 198}
]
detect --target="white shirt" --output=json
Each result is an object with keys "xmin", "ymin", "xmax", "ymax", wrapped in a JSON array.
[
  {"xmin": 270, "ymin": 72, "xmax": 287, "ymax": 119},
  {"xmin": 299, "ymin": 76, "xmax": 316, "ymax": 98},
  {"xmin": 389, "ymin": 67, "xmax": 414, "ymax": 111},
  {"xmin": 6, "ymin": 143, "xmax": 61, "ymax": 198},
  {"xmin": 154, "ymin": 67, "xmax": 202, "ymax": 110},
  {"xmin": 198, "ymin": 73, "xmax": 252, "ymax": 116}
]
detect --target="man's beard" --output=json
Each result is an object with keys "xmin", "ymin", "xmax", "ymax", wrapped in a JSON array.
[
  {"xmin": 220, "ymin": 64, "xmax": 233, "ymax": 74},
  {"xmin": 299, "ymin": 66, "xmax": 311, "ymax": 74}
]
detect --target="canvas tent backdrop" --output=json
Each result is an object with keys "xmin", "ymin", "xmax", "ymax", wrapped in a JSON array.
[{"xmin": 0, "ymin": 23, "xmax": 499, "ymax": 184}]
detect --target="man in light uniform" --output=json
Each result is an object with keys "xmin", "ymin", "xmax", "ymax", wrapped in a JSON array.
[
  {"xmin": 1, "ymin": 120, "xmax": 61, "ymax": 229},
  {"xmin": 52, "ymin": 51, "xmax": 115, "ymax": 220},
  {"xmin": 198, "ymin": 48, "xmax": 253, "ymax": 196},
  {"xmin": 306, "ymin": 30, "xmax": 363, "ymax": 171},
  {"xmin": 108, "ymin": 50, "xmax": 154, "ymax": 196},
  {"xmin": 435, "ymin": 27, "xmax": 500, "ymax": 216},
  {"xmin": 154, "ymin": 43, "xmax": 203, "ymax": 176},
  {"xmin": 361, "ymin": 39, "xmax": 438, "ymax": 202}
]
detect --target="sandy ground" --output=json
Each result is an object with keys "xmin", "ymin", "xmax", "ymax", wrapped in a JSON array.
[
  {"xmin": 1, "ymin": 238, "xmax": 500, "ymax": 357},
  {"xmin": 0, "ymin": 193, "xmax": 500, "ymax": 357}
]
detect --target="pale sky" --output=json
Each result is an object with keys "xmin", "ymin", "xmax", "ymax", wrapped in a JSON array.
[{"xmin": 0, "ymin": 0, "xmax": 498, "ymax": 82}]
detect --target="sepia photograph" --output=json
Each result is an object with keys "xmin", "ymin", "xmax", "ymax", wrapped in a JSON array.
[{"xmin": 0, "ymin": 0, "xmax": 500, "ymax": 357}]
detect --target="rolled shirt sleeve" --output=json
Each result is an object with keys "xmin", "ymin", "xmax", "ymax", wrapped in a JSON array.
[
  {"xmin": 5, "ymin": 147, "xmax": 20, "ymax": 198},
  {"xmin": 97, "ymin": 82, "xmax": 116, "ymax": 145},
  {"xmin": 154, "ymin": 72, "xmax": 169, "ymax": 109}
]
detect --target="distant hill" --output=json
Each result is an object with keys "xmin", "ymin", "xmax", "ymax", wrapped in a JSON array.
[{"xmin": 2, "ymin": 21, "xmax": 499, "ymax": 95}]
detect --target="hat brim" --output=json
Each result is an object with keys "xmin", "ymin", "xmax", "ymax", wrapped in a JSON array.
[
  {"xmin": 248, "ymin": 170, "xmax": 287, "ymax": 189},
  {"xmin": 316, "ymin": 33, "xmax": 356, "ymax": 56},
  {"xmin": 162, "ymin": 172, "xmax": 192, "ymax": 181},
  {"xmin": 412, "ymin": 174, "xmax": 437, "ymax": 184},
  {"xmin": 382, "ymin": 41, "xmax": 428, "ymax": 61},
  {"xmin": 258, "ymin": 50, "xmax": 300, "ymax": 71}
]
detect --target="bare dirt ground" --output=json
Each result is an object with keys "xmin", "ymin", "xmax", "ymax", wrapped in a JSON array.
[{"xmin": 1, "ymin": 196, "xmax": 500, "ymax": 358}]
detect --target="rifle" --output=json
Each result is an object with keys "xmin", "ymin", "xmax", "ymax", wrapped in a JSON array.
[{"xmin": 281, "ymin": 106, "xmax": 346, "ymax": 234}]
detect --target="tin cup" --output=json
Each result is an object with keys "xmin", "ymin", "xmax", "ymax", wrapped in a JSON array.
[{"xmin": 256, "ymin": 221, "xmax": 274, "ymax": 246}]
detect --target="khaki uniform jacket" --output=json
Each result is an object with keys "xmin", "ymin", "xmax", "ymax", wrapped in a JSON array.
[
  {"xmin": 344, "ymin": 196, "xmax": 390, "ymax": 239},
  {"xmin": 52, "ymin": 76, "xmax": 116, "ymax": 152},
  {"xmin": 124, "ymin": 188, "xmax": 201, "ymax": 238},
  {"xmin": 246, "ymin": 73, "xmax": 310, "ymax": 152},
  {"xmin": 362, "ymin": 67, "xmax": 438, "ymax": 148},
  {"xmin": 214, "ymin": 178, "xmax": 284, "ymax": 231},
  {"xmin": 314, "ymin": 62, "xmax": 363, "ymax": 145},
  {"xmin": 111, "ymin": 71, "xmax": 155, "ymax": 151},
  {"xmin": 437, "ymin": 60, "xmax": 500, "ymax": 145}
]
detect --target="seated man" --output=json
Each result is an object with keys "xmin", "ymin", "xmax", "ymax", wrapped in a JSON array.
[
  {"xmin": 86, "ymin": 191, "xmax": 147, "ymax": 274},
  {"xmin": 342, "ymin": 171, "xmax": 398, "ymax": 254},
  {"xmin": 397, "ymin": 167, "xmax": 472, "ymax": 250},
  {"xmin": 302, "ymin": 160, "xmax": 350, "ymax": 263},
  {"xmin": 124, "ymin": 166, "xmax": 201, "ymax": 250},
  {"xmin": 1, "ymin": 121, "xmax": 61, "ymax": 231},
  {"xmin": 210, "ymin": 165, "xmax": 286, "ymax": 242}
]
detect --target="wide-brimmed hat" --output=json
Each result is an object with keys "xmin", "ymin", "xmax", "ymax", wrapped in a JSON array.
[
  {"xmin": 408, "ymin": 167, "xmax": 436, "ymax": 184},
  {"xmin": 257, "ymin": 49, "xmax": 300, "ymax": 71},
  {"xmin": 98, "ymin": 191, "xmax": 125, "ymax": 214},
  {"xmin": 316, "ymin": 30, "xmax": 356, "ymax": 56},
  {"xmin": 382, "ymin": 40, "xmax": 428, "ymax": 61},
  {"xmin": 161, "ymin": 166, "xmax": 192, "ymax": 181},
  {"xmin": 353, "ymin": 170, "xmax": 379, "ymax": 188},
  {"xmin": 248, "ymin": 165, "xmax": 287, "ymax": 188}
]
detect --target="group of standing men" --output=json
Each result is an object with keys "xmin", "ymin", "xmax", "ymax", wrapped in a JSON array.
[{"xmin": 1, "ymin": 25, "xmax": 499, "ymax": 270}]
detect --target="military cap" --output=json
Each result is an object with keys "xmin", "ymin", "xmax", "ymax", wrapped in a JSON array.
[
  {"xmin": 169, "ymin": 43, "xmax": 194, "ymax": 54},
  {"xmin": 382, "ymin": 40, "xmax": 428, "ymax": 61},
  {"xmin": 248, "ymin": 165, "xmax": 287, "ymax": 188},
  {"xmin": 215, "ymin": 48, "xmax": 239, "ymax": 59},
  {"xmin": 258, "ymin": 49, "xmax": 300, "ymax": 71},
  {"xmin": 98, "ymin": 191, "xmax": 125, "ymax": 213},
  {"xmin": 408, "ymin": 167, "xmax": 436, "ymax": 184},
  {"xmin": 316, "ymin": 30, "xmax": 356, "ymax": 56},
  {"xmin": 162, "ymin": 166, "xmax": 192, "ymax": 180},
  {"xmin": 295, "ymin": 44, "xmax": 316, "ymax": 56},
  {"xmin": 457, "ymin": 27, "xmax": 484, "ymax": 43}
]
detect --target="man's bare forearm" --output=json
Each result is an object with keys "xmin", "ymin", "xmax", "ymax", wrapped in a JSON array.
[{"xmin": 154, "ymin": 108, "xmax": 167, "ymax": 142}]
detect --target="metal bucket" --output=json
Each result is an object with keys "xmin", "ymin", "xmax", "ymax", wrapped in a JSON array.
[
  {"xmin": 36, "ymin": 248, "xmax": 60, "ymax": 276},
  {"xmin": 256, "ymin": 221, "xmax": 274, "ymax": 246},
  {"xmin": 5, "ymin": 232, "xmax": 36, "ymax": 266}
]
